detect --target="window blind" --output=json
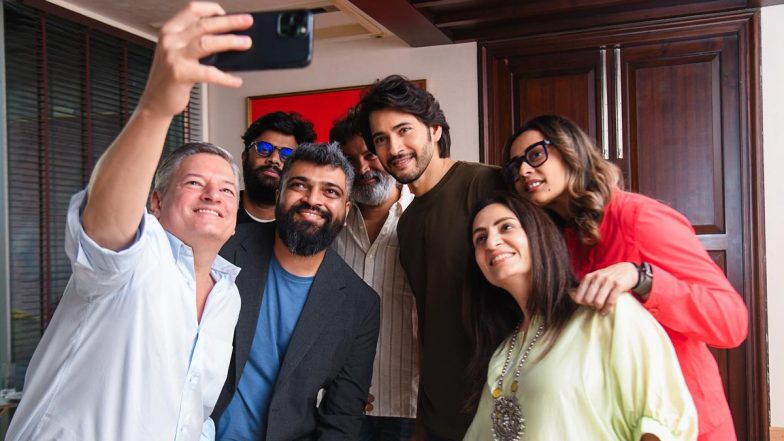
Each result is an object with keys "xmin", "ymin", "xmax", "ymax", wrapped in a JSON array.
[{"xmin": 3, "ymin": 0, "xmax": 202, "ymax": 364}]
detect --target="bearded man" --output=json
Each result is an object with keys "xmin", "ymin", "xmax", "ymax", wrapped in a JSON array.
[
  {"xmin": 330, "ymin": 111, "xmax": 420, "ymax": 441},
  {"xmin": 211, "ymin": 142, "xmax": 380, "ymax": 440},
  {"xmin": 239, "ymin": 111, "xmax": 316, "ymax": 223}
]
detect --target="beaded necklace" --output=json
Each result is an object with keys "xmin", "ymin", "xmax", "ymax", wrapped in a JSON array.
[{"xmin": 490, "ymin": 322, "xmax": 545, "ymax": 441}]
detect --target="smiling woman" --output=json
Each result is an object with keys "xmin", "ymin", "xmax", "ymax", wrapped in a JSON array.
[
  {"xmin": 501, "ymin": 115, "xmax": 749, "ymax": 440},
  {"xmin": 463, "ymin": 193, "xmax": 698, "ymax": 441}
]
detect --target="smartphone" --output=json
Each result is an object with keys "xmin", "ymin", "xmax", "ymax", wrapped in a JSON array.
[{"xmin": 202, "ymin": 10, "xmax": 313, "ymax": 71}]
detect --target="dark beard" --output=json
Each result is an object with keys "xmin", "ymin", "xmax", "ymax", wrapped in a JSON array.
[
  {"xmin": 243, "ymin": 161, "xmax": 279, "ymax": 206},
  {"xmin": 276, "ymin": 202, "xmax": 344, "ymax": 256}
]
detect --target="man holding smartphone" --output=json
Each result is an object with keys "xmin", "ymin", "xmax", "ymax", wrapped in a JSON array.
[{"xmin": 6, "ymin": 3, "xmax": 253, "ymax": 441}]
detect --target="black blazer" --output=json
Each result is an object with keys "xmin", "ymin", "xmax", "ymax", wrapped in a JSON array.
[{"xmin": 212, "ymin": 222, "xmax": 380, "ymax": 440}]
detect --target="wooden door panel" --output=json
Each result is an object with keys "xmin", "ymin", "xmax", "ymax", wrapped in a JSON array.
[
  {"xmin": 516, "ymin": 72, "xmax": 595, "ymax": 135},
  {"xmin": 625, "ymin": 52, "xmax": 725, "ymax": 233},
  {"xmin": 507, "ymin": 49, "xmax": 603, "ymax": 160}
]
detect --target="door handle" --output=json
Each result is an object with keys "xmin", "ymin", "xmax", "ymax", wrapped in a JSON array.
[
  {"xmin": 599, "ymin": 47, "xmax": 610, "ymax": 160},
  {"xmin": 614, "ymin": 46, "xmax": 624, "ymax": 159}
]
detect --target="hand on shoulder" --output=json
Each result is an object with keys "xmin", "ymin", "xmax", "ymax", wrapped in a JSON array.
[{"xmin": 570, "ymin": 261, "xmax": 639, "ymax": 315}]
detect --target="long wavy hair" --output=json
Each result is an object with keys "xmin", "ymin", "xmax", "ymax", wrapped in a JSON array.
[
  {"xmin": 463, "ymin": 193, "xmax": 579, "ymax": 411},
  {"xmin": 502, "ymin": 115, "xmax": 622, "ymax": 244}
]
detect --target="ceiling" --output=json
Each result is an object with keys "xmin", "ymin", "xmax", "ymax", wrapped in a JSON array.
[{"xmin": 38, "ymin": 0, "xmax": 393, "ymax": 42}]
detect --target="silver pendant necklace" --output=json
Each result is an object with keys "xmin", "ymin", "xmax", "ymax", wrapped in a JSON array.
[{"xmin": 490, "ymin": 322, "xmax": 545, "ymax": 441}]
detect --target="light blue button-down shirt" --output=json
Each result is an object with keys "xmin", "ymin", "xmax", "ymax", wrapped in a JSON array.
[{"xmin": 7, "ymin": 190, "xmax": 241, "ymax": 441}]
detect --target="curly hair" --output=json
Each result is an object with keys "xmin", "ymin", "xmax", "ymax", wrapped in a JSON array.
[
  {"xmin": 242, "ymin": 111, "xmax": 316, "ymax": 150},
  {"xmin": 502, "ymin": 115, "xmax": 622, "ymax": 245},
  {"xmin": 355, "ymin": 75, "xmax": 451, "ymax": 157}
]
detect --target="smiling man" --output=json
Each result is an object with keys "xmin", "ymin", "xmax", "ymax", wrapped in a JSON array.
[
  {"xmin": 330, "ymin": 111, "xmax": 420, "ymax": 441},
  {"xmin": 6, "ymin": 3, "xmax": 248, "ymax": 440},
  {"xmin": 212, "ymin": 142, "xmax": 380, "ymax": 440},
  {"xmin": 239, "ymin": 112, "xmax": 316, "ymax": 223},
  {"xmin": 356, "ymin": 75, "xmax": 506, "ymax": 440}
]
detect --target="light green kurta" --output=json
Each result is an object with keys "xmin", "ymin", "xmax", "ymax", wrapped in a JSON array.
[{"xmin": 463, "ymin": 295, "xmax": 697, "ymax": 441}]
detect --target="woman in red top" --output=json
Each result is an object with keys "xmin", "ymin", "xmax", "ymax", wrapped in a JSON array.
[{"xmin": 501, "ymin": 114, "xmax": 747, "ymax": 441}]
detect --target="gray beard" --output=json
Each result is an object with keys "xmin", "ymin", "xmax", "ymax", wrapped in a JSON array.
[{"xmin": 352, "ymin": 172, "xmax": 397, "ymax": 206}]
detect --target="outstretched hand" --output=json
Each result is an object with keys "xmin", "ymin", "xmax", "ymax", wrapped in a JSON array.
[
  {"xmin": 139, "ymin": 1, "xmax": 252, "ymax": 118},
  {"xmin": 570, "ymin": 261, "xmax": 639, "ymax": 315}
]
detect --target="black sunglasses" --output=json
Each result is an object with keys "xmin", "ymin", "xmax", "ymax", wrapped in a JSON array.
[
  {"xmin": 502, "ymin": 139, "xmax": 551, "ymax": 184},
  {"xmin": 249, "ymin": 141, "xmax": 294, "ymax": 161}
]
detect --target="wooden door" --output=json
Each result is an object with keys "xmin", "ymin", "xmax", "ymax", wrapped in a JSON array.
[
  {"xmin": 479, "ymin": 12, "xmax": 766, "ymax": 440},
  {"xmin": 619, "ymin": 33, "xmax": 748, "ymax": 437}
]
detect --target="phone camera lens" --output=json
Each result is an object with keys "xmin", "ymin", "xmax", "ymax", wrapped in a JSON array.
[{"xmin": 278, "ymin": 11, "xmax": 308, "ymax": 39}]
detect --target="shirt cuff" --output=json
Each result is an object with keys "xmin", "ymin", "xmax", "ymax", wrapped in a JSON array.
[
  {"xmin": 635, "ymin": 415, "xmax": 695, "ymax": 441},
  {"xmin": 67, "ymin": 189, "xmax": 147, "ymax": 275}
]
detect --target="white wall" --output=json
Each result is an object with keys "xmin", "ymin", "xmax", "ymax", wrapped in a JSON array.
[
  {"xmin": 762, "ymin": 4, "xmax": 784, "ymax": 428},
  {"xmin": 207, "ymin": 36, "xmax": 479, "ymax": 163}
]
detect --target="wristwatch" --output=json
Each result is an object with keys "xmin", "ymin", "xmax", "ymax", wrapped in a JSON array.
[{"xmin": 632, "ymin": 262, "xmax": 653, "ymax": 298}]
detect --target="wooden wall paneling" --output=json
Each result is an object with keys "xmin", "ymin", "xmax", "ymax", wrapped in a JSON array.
[{"xmin": 420, "ymin": 0, "xmax": 749, "ymax": 42}]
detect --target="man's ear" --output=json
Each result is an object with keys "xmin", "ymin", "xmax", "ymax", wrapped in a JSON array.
[
  {"xmin": 431, "ymin": 125, "xmax": 443, "ymax": 143},
  {"xmin": 150, "ymin": 191, "xmax": 162, "ymax": 218}
]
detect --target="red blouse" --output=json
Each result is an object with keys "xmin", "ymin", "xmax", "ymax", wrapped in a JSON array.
[{"xmin": 564, "ymin": 191, "xmax": 748, "ymax": 440}]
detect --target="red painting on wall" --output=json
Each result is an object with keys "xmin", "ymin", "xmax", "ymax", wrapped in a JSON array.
[{"xmin": 246, "ymin": 81, "xmax": 426, "ymax": 142}]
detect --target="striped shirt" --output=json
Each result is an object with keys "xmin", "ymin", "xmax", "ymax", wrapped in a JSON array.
[{"xmin": 332, "ymin": 185, "xmax": 419, "ymax": 418}]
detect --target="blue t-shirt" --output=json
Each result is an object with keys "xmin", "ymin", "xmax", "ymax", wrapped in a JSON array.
[{"xmin": 217, "ymin": 256, "xmax": 314, "ymax": 440}]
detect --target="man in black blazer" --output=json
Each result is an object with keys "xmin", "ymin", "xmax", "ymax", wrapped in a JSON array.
[{"xmin": 211, "ymin": 142, "xmax": 380, "ymax": 440}]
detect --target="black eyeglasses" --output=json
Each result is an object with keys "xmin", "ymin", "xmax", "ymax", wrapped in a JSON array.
[
  {"xmin": 249, "ymin": 141, "xmax": 294, "ymax": 162},
  {"xmin": 502, "ymin": 139, "xmax": 551, "ymax": 184}
]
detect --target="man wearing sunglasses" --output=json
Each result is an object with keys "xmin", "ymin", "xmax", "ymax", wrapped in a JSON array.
[{"xmin": 240, "ymin": 111, "xmax": 316, "ymax": 223}]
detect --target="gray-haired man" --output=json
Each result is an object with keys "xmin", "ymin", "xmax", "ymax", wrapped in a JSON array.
[{"xmin": 8, "ymin": 3, "xmax": 250, "ymax": 440}]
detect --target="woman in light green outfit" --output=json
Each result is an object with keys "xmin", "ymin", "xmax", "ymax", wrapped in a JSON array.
[{"xmin": 463, "ymin": 193, "xmax": 697, "ymax": 441}]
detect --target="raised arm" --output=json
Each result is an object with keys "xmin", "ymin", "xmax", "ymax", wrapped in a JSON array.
[{"xmin": 82, "ymin": 2, "xmax": 251, "ymax": 250}]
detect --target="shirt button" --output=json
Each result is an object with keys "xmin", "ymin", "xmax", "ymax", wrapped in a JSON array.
[{"xmin": 189, "ymin": 375, "xmax": 199, "ymax": 384}]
